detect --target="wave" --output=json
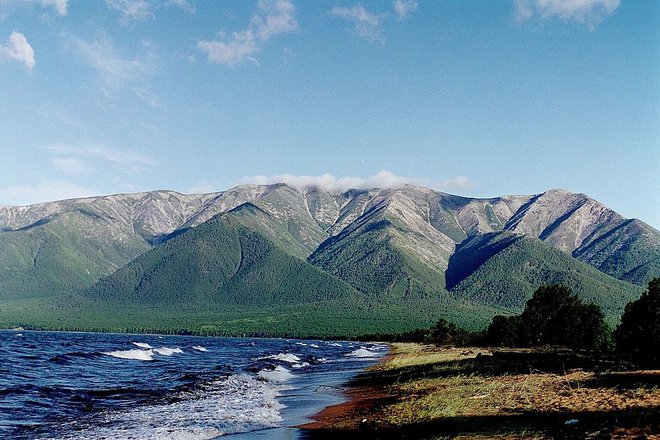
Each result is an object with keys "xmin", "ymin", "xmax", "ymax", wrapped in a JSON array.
[
  {"xmin": 346, "ymin": 348, "xmax": 380, "ymax": 358},
  {"xmin": 291, "ymin": 362, "xmax": 309, "ymax": 369},
  {"xmin": 257, "ymin": 365, "xmax": 294, "ymax": 382},
  {"xmin": 48, "ymin": 351, "xmax": 102, "ymax": 364},
  {"xmin": 131, "ymin": 342, "xmax": 153, "ymax": 349},
  {"xmin": 259, "ymin": 353, "xmax": 300, "ymax": 363},
  {"xmin": 42, "ymin": 374, "xmax": 287, "ymax": 439},
  {"xmin": 153, "ymin": 347, "xmax": 183, "ymax": 356},
  {"xmin": 102, "ymin": 346, "xmax": 184, "ymax": 361},
  {"xmin": 191, "ymin": 346, "xmax": 208, "ymax": 352},
  {"xmin": 102, "ymin": 349, "xmax": 154, "ymax": 361}
]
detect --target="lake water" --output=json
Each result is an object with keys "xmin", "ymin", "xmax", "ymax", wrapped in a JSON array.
[{"xmin": 0, "ymin": 330, "xmax": 386, "ymax": 439}]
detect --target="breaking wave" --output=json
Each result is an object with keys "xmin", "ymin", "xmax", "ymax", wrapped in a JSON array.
[{"xmin": 45, "ymin": 374, "xmax": 287, "ymax": 440}]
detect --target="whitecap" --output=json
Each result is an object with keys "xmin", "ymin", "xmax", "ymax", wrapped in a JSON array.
[
  {"xmin": 103, "ymin": 349, "xmax": 154, "ymax": 361},
  {"xmin": 346, "ymin": 348, "xmax": 380, "ymax": 358},
  {"xmin": 192, "ymin": 346, "xmax": 208, "ymax": 352},
  {"xmin": 154, "ymin": 347, "xmax": 183, "ymax": 356},
  {"xmin": 291, "ymin": 362, "xmax": 310, "ymax": 369},
  {"xmin": 309, "ymin": 344, "xmax": 319, "ymax": 348},
  {"xmin": 258, "ymin": 365, "xmax": 294, "ymax": 382},
  {"xmin": 132, "ymin": 342, "xmax": 153, "ymax": 349},
  {"xmin": 259, "ymin": 353, "xmax": 300, "ymax": 363},
  {"xmin": 45, "ymin": 374, "xmax": 286, "ymax": 439}
]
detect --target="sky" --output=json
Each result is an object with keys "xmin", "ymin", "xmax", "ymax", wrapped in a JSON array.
[{"xmin": 0, "ymin": 0, "xmax": 658, "ymax": 228}]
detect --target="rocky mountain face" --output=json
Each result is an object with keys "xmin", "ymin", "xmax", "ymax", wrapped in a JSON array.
[{"xmin": 0, "ymin": 184, "xmax": 657, "ymax": 335}]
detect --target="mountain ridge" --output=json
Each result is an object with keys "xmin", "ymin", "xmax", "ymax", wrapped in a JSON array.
[{"xmin": 1, "ymin": 183, "xmax": 657, "ymax": 335}]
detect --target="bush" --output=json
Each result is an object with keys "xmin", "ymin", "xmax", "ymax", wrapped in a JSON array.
[
  {"xmin": 485, "ymin": 315, "xmax": 521, "ymax": 347},
  {"xmin": 485, "ymin": 284, "xmax": 611, "ymax": 351},
  {"xmin": 615, "ymin": 278, "xmax": 660, "ymax": 367}
]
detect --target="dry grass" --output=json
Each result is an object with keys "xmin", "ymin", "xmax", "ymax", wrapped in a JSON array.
[
  {"xmin": 303, "ymin": 343, "xmax": 659, "ymax": 438},
  {"xmin": 377, "ymin": 344, "xmax": 660, "ymax": 437},
  {"xmin": 377, "ymin": 343, "xmax": 491, "ymax": 370}
]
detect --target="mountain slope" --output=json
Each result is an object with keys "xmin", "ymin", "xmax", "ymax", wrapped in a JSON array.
[
  {"xmin": 69, "ymin": 208, "xmax": 497, "ymax": 335},
  {"xmin": 448, "ymin": 232, "xmax": 641, "ymax": 317}
]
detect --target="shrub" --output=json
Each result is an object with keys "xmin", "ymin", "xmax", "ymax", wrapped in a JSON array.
[
  {"xmin": 485, "ymin": 284, "xmax": 611, "ymax": 350},
  {"xmin": 615, "ymin": 278, "xmax": 660, "ymax": 367}
]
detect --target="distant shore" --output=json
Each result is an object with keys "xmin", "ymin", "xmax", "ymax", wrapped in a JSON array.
[{"xmin": 299, "ymin": 343, "xmax": 660, "ymax": 439}]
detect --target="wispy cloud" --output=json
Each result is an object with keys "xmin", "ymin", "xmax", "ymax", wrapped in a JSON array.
[
  {"xmin": 439, "ymin": 176, "xmax": 476, "ymax": 191},
  {"xmin": 167, "ymin": 0, "xmax": 195, "ymax": 14},
  {"xmin": 51, "ymin": 157, "xmax": 91, "ymax": 175},
  {"xmin": 40, "ymin": 0, "xmax": 67, "ymax": 15},
  {"xmin": 514, "ymin": 0, "xmax": 620, "ymax": 29},
  {"xmin": 0, "ymin": 31, "xmax": 35, "ymax": 72},
  {"xmin": 0, "ymin": 0, "xmax": 68, "ymax": 17},
  {"xmin": 198, "ymin": 0, "xmax": 298, "ymax": 66},
  {"xmin": 330, "ymin": 4, "xmax": 386, "ymax": 43},
  {"xmin": 241, "ymin": 171, "xmax": 476, "ymax": 193},
  {"xmin": 0, "ymin": 179, "xmax": 97, "ymax": 206},
  {"xmin": 330, "ymin": 1, "xmax": 417, "ymax": 43},
  {"xmin": 70, "ymin": 33, "xmax": 158, "ymax": 105},
  {"xmin": 393, "ymin": 0, "xmax": 417, "ymax": 20},
  {"xmin": 43, "ymin": 143, "xmax": 156, "ymax": 167},
  {"xmin": 106, "ymin": 0, "xmax": 154, "ymax": 23}
]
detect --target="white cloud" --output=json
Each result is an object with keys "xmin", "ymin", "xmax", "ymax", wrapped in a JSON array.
[
  {"xmin": 40, "ymin": 0, "xmax": 67, "ymax": 15},
  {"xmin": 198, "ymin": 0, "xmax": 298, "ymax": 66},
  {"xmin": 70, "ymin": 34, "xmax": 157, "ymax": 103},
  {"xmin": 167, "ymin": 0, "xmax": 195, "ymax": 14},
  {"xmin": 330, "ymin": 4, "xmax": 386, "ymax": 42},
  {"xmin": 514, "ymin": 0, "xmax": 620, "ymax": 28},
  {"xmin": 51, "ymin": 157, "xmax": 91, "ymax": 175},
  {"xmin": 0, "ymin": 179, "xmax": 97, "ymax": 206},
  {"xmin": 106, "ymin": 0, "xmax": 154, "ymax": 23},
  {"xmin": 241, "ymin": 171, "xmax": 475, "ymax": 193},
  {"xmin": 393, "ymin": 0, "xmax": 417, "ymax": 20},
  {"xmin": 0, "ymin": 31, "xmax": 35, "ymax": 72}
]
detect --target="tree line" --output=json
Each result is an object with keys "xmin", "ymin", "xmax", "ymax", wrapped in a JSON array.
[{"xmin": 378, "ymin": 278, "xmax": 659, "ymax": 368}]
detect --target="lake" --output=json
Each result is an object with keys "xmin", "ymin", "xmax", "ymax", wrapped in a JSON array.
[{"xmin": 0, "ymin": 330, "xmax": 386, "ymax": 439}]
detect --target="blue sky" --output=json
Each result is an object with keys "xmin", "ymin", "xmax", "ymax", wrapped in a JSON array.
[{"xmin": 1, "ymin": 0, "xmax": 658, "ymax": 228}]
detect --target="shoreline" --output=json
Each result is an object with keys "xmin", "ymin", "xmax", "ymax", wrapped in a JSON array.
[
  {"xmin": 298, "ymin": 347, "xmax": 396, "ymax": 437},
  {"xmin": 298, "ymin": 343, "xmax": 660, "ymax": 439}
]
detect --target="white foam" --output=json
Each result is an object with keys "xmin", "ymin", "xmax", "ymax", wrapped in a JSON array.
[
  {"xmin": 132, "ymin": 342, "xmax": 153, "ymax": 349},
  {"xmin": 295, "ymin": 342, "xmax": 307, "ymax": 346},
  {"xmin": 309, "ymin": 344, "xmax": 319, "ymax": 348},
  {"xmin": 291, "ymin": 362, "xmax": 309, "ymax": 369},
  {"xmin": 257, "ymin": 365, "xmax": 294, "ymax": 382},
  {"xmin": 346, "ymin": 348, "xmax": 380, "ymax": 358},
  {"xmin": 103, "ymin": 349, "xmax": 154, "ymax": 361},
  {"xmin": 260, "ymin": 353, "xmax": 300, "ymax": 363},
  {"xmin": 192, "ymin": 346, "xmax": 208, "ymax": 352},
  {"xmin": 154, "ymin": 347, "xmax": 183, "ymax": 356},
  {"xmin": 46, "ymin": 374, "xmax": 286, "ymax": 439},
  {"xmin": 327, "ymin": 342, "xmax": 343, "ymax": 347}
]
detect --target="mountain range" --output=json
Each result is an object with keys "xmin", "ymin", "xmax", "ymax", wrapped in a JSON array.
[{"xmin": 1, "ymin": 184, "xmax": 658, "ymax": 337}]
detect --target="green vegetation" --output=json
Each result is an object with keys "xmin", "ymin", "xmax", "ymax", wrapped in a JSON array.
[
  {"xmin": 574, "ymin": 219, "xmax": 660, "ymax": 286},
  {"xmin": 448, "ymin": 232, "xmax": 641, "ymax": 320},
  {"xmin": 615, "ymin": 278, "xmax": 660, "ymax": 367},
  {"xmin": 484, "ymin": 285, "xmax": 611, "ymax": 351},
  {"xmin": 0, "ymin": 211, "xmax": 149, "ymax": 299}
]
